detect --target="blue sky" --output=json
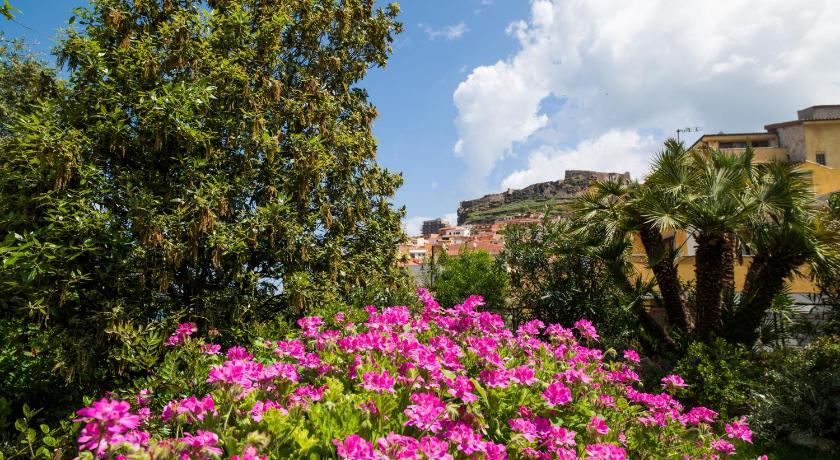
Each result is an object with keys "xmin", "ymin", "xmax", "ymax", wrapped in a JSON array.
[{"xmin": 5, "ymin": 1, "xmax": 840, "ymax": 234}]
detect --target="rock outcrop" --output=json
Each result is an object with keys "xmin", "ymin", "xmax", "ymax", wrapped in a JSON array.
[{"xmin": 457, "ymin": 170, "xmax": 630, "ymax": 225}]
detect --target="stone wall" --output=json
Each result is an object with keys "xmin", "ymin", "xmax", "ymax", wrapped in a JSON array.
[{"xmin": 777, "ymin": 124, "xmax": 806, "ymax": 162}]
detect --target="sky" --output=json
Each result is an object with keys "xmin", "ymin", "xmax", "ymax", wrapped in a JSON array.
[{"xmin": 4, "ymin": 0, "xmax": 840, "ymax": 235}]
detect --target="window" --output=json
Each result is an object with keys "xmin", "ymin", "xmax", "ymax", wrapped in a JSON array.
[
  {"xmin": 719, "ymin": 140, "xmax": 770, "ymax": 149},
  {"xmin": 816, "ymin": 152, "xmax": 827, "ymax": 166}
]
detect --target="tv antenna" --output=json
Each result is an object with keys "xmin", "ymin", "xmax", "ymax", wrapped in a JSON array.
[{"xmin": 676, "ymin": 127, "xmax": 701, "ymax": 143}]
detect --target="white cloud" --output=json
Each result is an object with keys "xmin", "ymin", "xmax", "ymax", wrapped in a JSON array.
[
  {"xmin": 501, "ymin": 130, "xmax": 657, "ymax": 190},
  {"xmin": 453, "ymin": 0, "xmax": 840, "ymax": 195},
  {"xmin": 423, "ymin": 22, "xmax": 469, "ymax": 41}
]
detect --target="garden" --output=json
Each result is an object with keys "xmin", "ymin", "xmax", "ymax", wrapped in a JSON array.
[{"xmin": 1, "ymin": 0, "xmax": 839, "ymax": 459}]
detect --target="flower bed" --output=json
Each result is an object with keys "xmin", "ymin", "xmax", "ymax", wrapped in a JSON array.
[{"xmin": 73, "ymin": 289, "xmax": 759, "ymax": 459}]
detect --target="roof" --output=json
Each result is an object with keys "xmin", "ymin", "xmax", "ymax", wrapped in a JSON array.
[{"xmin": 766, "ymin": 118, "xmax": 840, "ymax": 130}]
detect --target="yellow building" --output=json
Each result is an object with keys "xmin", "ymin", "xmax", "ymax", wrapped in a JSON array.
[{"xmin": 634, "ymin": 105, "xmax": 840, "ymax": 303}]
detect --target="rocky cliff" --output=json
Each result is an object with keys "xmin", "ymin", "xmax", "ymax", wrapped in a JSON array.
[{"xmin": 457, "ymin": 170, "xmax": 630, "ymax": 225}]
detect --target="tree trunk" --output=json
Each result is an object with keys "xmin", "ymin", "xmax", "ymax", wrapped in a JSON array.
[
  {"xmin": 694, "ymin": 231, "xmax": 729, "ymax": 341},
  {"xmin": 725, "ymin": 254, "xmax": 799, "ymax": 345},
  {"xmin": 721, "ymin": 233, "xmax": 736, "ymax": 296},
  {"xmin": 639, "ymin": 223, "xmax": 691, "ymax": 331},
  {"xmin": 603, "ymin": 257, "xmax": 676, "ymax": 352}
]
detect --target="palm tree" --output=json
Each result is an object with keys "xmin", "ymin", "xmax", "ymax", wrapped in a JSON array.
[
  {"xmin": 642, "ymin": 143, "xmax": 756, "ymax": 341},
  {"xmin": 725, "ymin": 161, "xmax": 840, "ymax": 344},
  {"xmin": 574, "ymin": 167, "xmax": 690, "ymax": 341}
]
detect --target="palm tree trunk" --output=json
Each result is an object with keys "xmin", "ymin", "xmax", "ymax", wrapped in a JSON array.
[
  {"xmin": 638, "ymin": 223, "xmax": 691, "ymax": 331},
  {"xmin": 694, "ymin": 231, "xmax": 729, "ymax": 341},
  {"xmin": 725, "ymin": 254, "xmax": 799, "ymax": 345},
  {"xmin": 603, "ymin": 257, "xmax": 676, "ymax": 351},
  {"xmin": 721, "ymin": 233, "xmax": 736, "ymax": 296}
]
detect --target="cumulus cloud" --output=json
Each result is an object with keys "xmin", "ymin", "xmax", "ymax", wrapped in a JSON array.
[
  {"xmin": 423, "ymin": 22, "xmax": 469, "ymax": 41},
  {"xmin": 453, "ymin": 0, "xmax": 840, "ymax": 194},
  {"xmin": 501, "ymin": 130, "xmax": 658, "ymax": 190}
]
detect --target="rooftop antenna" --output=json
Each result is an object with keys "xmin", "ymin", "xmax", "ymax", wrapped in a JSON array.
[{"xmin": 676, "ymin": 127, "xmax": 702, "ymax": 143}]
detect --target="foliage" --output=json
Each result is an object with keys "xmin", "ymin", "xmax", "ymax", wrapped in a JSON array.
[
  {"xmin": 51, "ymin": 290, "xmax": 757, "ymax": 459},
  {"xmin": 750, "ymin": 337, "xmax": 840, "ymax": 443},
  {"xmin": 499, "ymin": 217, "xmax": 640, "ymax": 349},
  {"xmin": 672, "ymin": 339, "xmax": 762, "ymax": 421},
  {"xmin": 0, "ymin": 0, "xmax": 408, "ymax": 426},
  {"xmin": 426, "ymin": 248, "xmax": 508, "ymax": 313}
]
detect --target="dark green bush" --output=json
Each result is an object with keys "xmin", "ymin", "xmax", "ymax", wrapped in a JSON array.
[
  {"xmin": 672, "ymin": 339, "xmax": 762, "ymax": 420},
  {"xmin": 750, "ymin": 337, "xmax": 840, "ymax": 442}
]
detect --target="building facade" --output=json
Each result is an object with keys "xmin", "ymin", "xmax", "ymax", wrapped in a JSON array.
[{"xmin": 648, "ymin": 106, "xmax": 840, "ymax": 306}]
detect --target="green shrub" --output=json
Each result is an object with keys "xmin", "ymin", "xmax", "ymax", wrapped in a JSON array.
[
  {"xmin": 672, "ymin": 339, "xmax": 762, "ymax": 420},
  {"xmin": 751, "ymin": 336, "xmax": 840, "ymax": 442}
]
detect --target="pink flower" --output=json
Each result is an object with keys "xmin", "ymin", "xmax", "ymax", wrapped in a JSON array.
[
  {"xmin": 230, "ymin": 446, "xmax": 267, "ymax": 460},
  {"xmin": 585, "ymin": 443, "xmax": 626, "ymax": 459},
  {"xmin": 178, "ymin": 430, "xmax": 223, "ymax": 458},
  {"xmin": 165, "ymin": 322, "xmax": 197, "ymax": 346},
  {"xmin": 725, "ymin": 417, "xmax": 753, "ymax": 443},
  {"xmin": 404, "ymin": 392, "xmax": 448, "ymax": 433},
  {"xmin": 162, "ymin": 395, "xmax": 217, "ymax": 423},
  {"xmin": 226, "ymin": 346, "xmax": 253, "ymax": 360},
  {"xmin": 479, "ymin": 369, "xmax": 510, "ymax": 388},
  {"xmin": 419, "ymin": 436, "xmax": 453, "ymax": 460},
  {"xmin": 202, "ymin": 343, "xmax": 221, "ymax": 355},
  {"xmin": 661, "ymin": 374, "xmax": 688, "ymax": 391},
  {"xmin": 508, "ymin": 418, "xmax": 538, "ymax": 442},
  {"xmin": 511, "ymin": 365, "xmax": 537, "ymax": 386},
  {"xmin": 483, "ymin": 442, "xmax": 508, "ymax": 460},
  {"xmin": 711, "ymin": 438, "xmax": 736, "ymax": 455},
  {"xmin": 588, "ymin": 416, "xmax": 610, "ymax": 436},
  {"xmin": 622, "ymin": 349, "xmax": 640, "ymax": 363},
  {"xmin": 135, "ymin": 389, "xmax": 151, "ymax": 406},
  {"xmin": 361, "ymin": 370, "xmax": 396, "ymax": 393},
  {"xmin": 543, "ymin": 381, "xmax": 573, "ymax": 406},
  {"xmin": 376, "ymin": 432, "xmax": 419, "ymax": 459},
  {"xmin": 682, "ymin": 406, "xmax": 718, "ymax": 425},
  {"xmin": 573, "ymin": 319, "xmax": 599, "ymax": 341},
  {"xmin": 334, "ymin": 434, "xmax": 376, "ymax": 460},
  {"xmin": 297, "ymin": 316, "xmax": 324, "ymax": 337},
  {"xmin": 446, "ymin": 422, "xmax": 485, "ymax": 455},
  {"xmin": 447, "ymin": 375, "xmax": 478, "ymax": 403},
  {"xmin": 75, "ymin": 399, "xmax": 141, "ymax": 458}
]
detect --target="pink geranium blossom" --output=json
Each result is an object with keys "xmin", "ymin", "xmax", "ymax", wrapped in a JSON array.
[
  {"xmin": 165, "ymin": 322, "xmax": 197, "ymax": 346},
  {"xmin": 334, "ymin": 434, "xmax": 376, "ymax": 460},
  {"xmin": 75, "ymin": 399, "xmax": 141, "ymax": 458},
  {"xmin": 419, "ymin": 437, "xmax": 453, "ymax": 460},
  {"xmin": 362, "ymin": 369, "xmax": 396, "ymax": 393},
  {"xmin": 725, "ymin": 417, "xmax": 753, "ymax": 443},
  {"xmin": 661, "ymin": 374, "xmax": 688, "ymax": 391},
  {"xmin": 404, "ymin": 392, "xmax": 448, "ymax": 433},
  {"xmin": 588, "ymin": 416, "xmax": 610, "ymax": 436},
  {"xmin": 542, "ymin": 381, "xmax": 573, "ymax": 406},
  {"xmin": 622, "ymin": 349, "xmax": 640, "ymax": 363},
  {"xmin": 585, "ymin": 443, "xmax": 626, "ymax": 459}
]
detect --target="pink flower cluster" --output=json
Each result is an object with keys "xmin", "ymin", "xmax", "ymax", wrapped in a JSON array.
[
  {"xmin": 165, "ymin": 322, "xmax": 197, "ymax": 346},
  {"xmin": 73, "ymin": 288, "xmax": 759, "ymax": 459}
]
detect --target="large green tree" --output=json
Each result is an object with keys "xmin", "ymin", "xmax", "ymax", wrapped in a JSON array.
[{"xmin": 0, "ymin": 0, "xmax": 406, "ymax": 416}]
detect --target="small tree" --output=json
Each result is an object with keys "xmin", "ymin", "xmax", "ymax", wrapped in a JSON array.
[
  {"xmin": 427, "ymin": 248, "xmax": 508, "ymax": 313},
  {"xmin": 499, "ymin": 217, "xmax": 640, "ymax": 345}
]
